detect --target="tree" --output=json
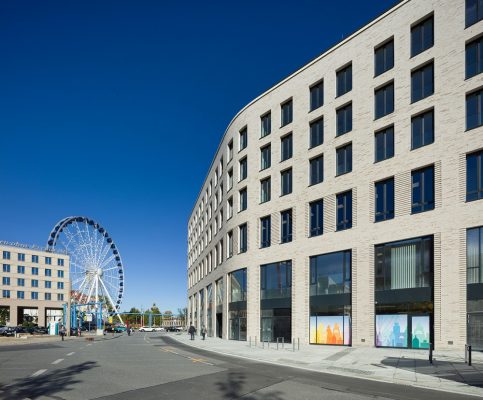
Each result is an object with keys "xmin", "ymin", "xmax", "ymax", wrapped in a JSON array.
[
  {"xmin": 177, "ymin": 307, "xmax": 187, "ymax": 326},
  {"xmin": 0, "ymin": 308, "xmax": 9, "ymax": 325}
]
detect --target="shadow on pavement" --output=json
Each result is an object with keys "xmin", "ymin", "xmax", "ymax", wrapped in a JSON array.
[
  {"xmin": 215, "ymin": 371, "xmax": 285, "ymax": 400},
  {"xmin": 381, "ymin": 357, "xmax": 483, "ymax": 387},
  {"xmin": 0, "ymin": 361, "xmax": 98, "ymax": 399}
]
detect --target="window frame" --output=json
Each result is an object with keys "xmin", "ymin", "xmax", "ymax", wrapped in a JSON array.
[
  {"xmin": 374, "ymin": 38, "xmax": 394, "ymax": 77},
  {"xmin": 336, "ymin": 63, "xmax": 352, "ymax": 97},
  {"xmin": 375, "ymin": 177, "xmax": 395, "ymax": 222},
  {"xmin": 411, "ymin": 165, "xmax": 435, "ymax": 214},
  {"xmin": 336, "ymin": 143, "xmax": 353, "ymax": 176}
]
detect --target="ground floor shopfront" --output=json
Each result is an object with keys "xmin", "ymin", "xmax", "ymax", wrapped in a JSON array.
[{"xmin": 0, "ymin": 301, "xmax": 64, "ymax": 326}]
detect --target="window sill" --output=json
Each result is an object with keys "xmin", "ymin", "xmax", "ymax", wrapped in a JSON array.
[
  {"xmin": 309, "ymin": 105, "xmax": 323, "ymax": 113},
  {"xmin": 466, "ymin": 124, "xmax": 483, "ymax": 132},
  {"xmin": 374, "ymin": 155, "xmax": 395, "ymax": 164},
  {"xmin": 260, "ymin": 133, "xmax": 271, "ymax": 140},
  {"xmin": 410, "ymin": 92, "xmax": 434, "ymax": 105},
  {"xmin": 280, "ymin": 192, "xmax": 292, "ymax": 198},
  {"xmin": 280, "ymin": 122, "xmax": 292, "ymax": 129},
  {"xmin": 335, "ymin": 170, "xmax": 352, "ymax": 177},
  {"xmin": 308, "ymin": 181, "xmax": 323, "ymax": 188},
  {"xmin": 280, "ymin": 157, "xmax": 292, "ymax": 164}
]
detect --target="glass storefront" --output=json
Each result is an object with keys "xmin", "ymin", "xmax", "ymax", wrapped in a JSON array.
[
  {"xmin": 467, "ymin": 226, "xmax": 483, "ymax": 350},
  {"xmin": 229, "ymin": 310, "xmax": 247, "ymax": 341},
  {"xmin": 207, "ymin": 284, "xmax": 213, "ymax": 337},
  {"xmin": 46, "ymin": 309, "xmax": 63, "ymax": 325},
  {"xmin": 229, "ymin": 268, "xmax": 247, "ymax": 340},
  {"xmin": 199, "ymin": 289, "xmax": 205, "ymax": 330},
  {"xmin": 193, "ymin": 293, "xmax": 198, "ymax": 328},
  {"xmin": 216, "ymin": 278, "xmax": 223, "ymax": 338}
]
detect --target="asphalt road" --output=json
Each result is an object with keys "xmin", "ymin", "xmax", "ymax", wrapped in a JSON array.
[{"xmin": 0, "ymin": 333, "xmax": 479, "ymax": 400}]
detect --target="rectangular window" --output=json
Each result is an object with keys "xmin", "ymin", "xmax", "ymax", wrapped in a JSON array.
[
  {"xmin": 336, "ymin": 64, "xmax": 352, "ymax": 97},
  {"xmin": 230, "ymin": 268, "xmax": 247, "ymax": 302},
  {"xmin": 32, "ymin": 279, "xmax": 39, "ymax": 288},
  {"xmin": 375, "ymin": 126, "xmax": 394, "ymax": 162},
  {"xmin": 227, "ymin": 231, "xmax": 233, "ymax": 258},
  {"xmin": 467, "ymin": 150, "xmax": 483, "ymax": 201},
  {"xmin": 336, "ymin": 143, "xmax": 352, "ymax": 176},
  {"xmin": 17, "ymin": 265, "xmax": 25, "ymax": 274},
  {"xmin": 260, "ymin": 216, "xmax": 271, "ymax": 248},
  {"xmin": 227, "ymin": 140, "xmax": 234, "ymax": 162},
  {"xmin": 17, "ymin": 278, "xmax": 25, "ymax": 287},
  {"xmin": 228, "ymin": 168, "xmax": 233, "ymax": 191},
  {"xmin": 2, "ymin": 290, "xmax": 10, "ymax": 298},
  {"xmin": 466, "ymin": 0, "xmax": 483, "ymax": 28},
  {"xmin": 411, "ymin": 16, "xmax": 434, "ymax": 57},
  {"xmin": 466, "ymin": 36, "xmax": 483, "ymax": 79},
  {"xmin": 32, "ymin": 267, "xmax": 39, "ymax": 275},
  {"xmin": 281, "ymin": 168, "xmax": 293, "ymax": 196},
  {"xmin": 467, "ymin": 226, "xmax": 483, "ymax": 283},
  {"xmin": 411, "ymin": 110, "xmax": 434, "ymax": 149},
  {"xmin": 375, "ymin": 178, "xmax": 395, "ymax": 222},
  {"xmin": 375, "ymin": 82, "xmax": 394, "ymax": 119},
  {"xmin": 45, "ymin": 257, "xmax": 52, "ymax": 265},
  {"xmin": 239, "ymin": 223, "xmax": 247, "ymax": 253},
  {"xmin": 261, "ymin": 260, "xmax": 292, "ymax": 299},
  {"xmin": 239, "ymin": 157, "xmax": 247, "ymax": 181},
  {"xmin": 336, "ymin": 103, "xmax": 352, "ymax": 136},
  {"xmin": 2, "ymin": 277, "xmax": 10, "ymax": 285},
  {"xmin": 281, "ymin": 209, "xmax": 293, "ymax": 243},
  {"xmin": 45, "ymin": 269, "xmax": 52, "ymax": 277},
  {"xmin": 57, "ymin": 294, "xmax": 64, "ymax": 301},
  {"xmin": 57, "ymin": 258, "xmax": 64, "ymax": 267},
  {"xmin": 2, "ymin": 264, "xmax": 10, "ymax": 273},
  {"xmin": 18, "ymin": 253, "xmax": 25, "ymax": 261},
  {"xmin": 261, "ymin": 112, "xmax": 271, "ymax": 137},
  {"xmin": 32, "ymin": 255, "xmax": 39, "ymax": 263},
  {"xmin": 45, "ymin": 292, "xmax": 51, "ymax": 300},
  {"xmin": 309, "ymin": 199, "xmax": 323, "ymax": 237},
  {"xmin": 310, "ymin": 250, "xmax": 351, "ymax": 296},
  {"xmin": 227, "ymin": 197, "xmax": 233, "ymax": 219},
  {"xmin": 411, "ymin": 166, "xmax": 435, "ymax": 213},
  {"xmin": 260, "ymin": 177, "xmax": 271, "ymax": 203},
  {"xmin": 310, "ymin": 80, "xmax": 324, "ymax": 111},
  {"xmin": 411, "ymin": 62, "xmax": 434, "ymax": 103},
  {"xmin": 310, "ymin": 155, "xmax": 324, "ymax": 185},
  {"xmin": 467, "ymin": 89, "xmax": 483, "ymax": 130},
  {"xmin": 3, "ymin": 251, "xmax": 10, "ymax": 260},
  {"xmin": 239, "ymin": 188, "xmax": 247, "ymax": 211},
  {"xmin": 17, "ymin": 291, "xmax": 24, "ymax": 299},
  {"xmin": 281, "ymin": 134, "xmax": 293, "ymax": 161},
  {"xmin": 239, "ymin": 127, "xmax": 248, "ymax": 150},
  {"xmin": 57, "ymin": 282, "xmax": 64, "ymax": 290},
  {"xmin": 45, "ymin": 281, "xmax": 52, "ymax": 289},
  {"xmin": 375, "ymin": 39, "xmax": 394, "ymax": 76},
  {"xmin": 336, "ymin": 191, "xmax": 352, "ymax": 231},
  {"xmin": 260, "ymin": 144, "xmax": 271, "ymax": 170},
  {"xmin": 58, "ymin": 270, "xmax": 64, "ymax": 278},
  {"xmin": 310, "ymin": 117, "xmax": 324, "ymax": 148},
  {"xmin": 281, "ymin": 99, "xmax": 293, "ymax": 127}
]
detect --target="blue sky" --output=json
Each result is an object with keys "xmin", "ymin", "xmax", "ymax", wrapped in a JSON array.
[{"xmin": 0, "ymin": 0, "xmax": 397, "ymax": 313}]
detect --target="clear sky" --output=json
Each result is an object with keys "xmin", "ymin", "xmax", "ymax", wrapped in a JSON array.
[{"xmin": 0, "ymin": 0, "xmax": 398, "ymax": 313}]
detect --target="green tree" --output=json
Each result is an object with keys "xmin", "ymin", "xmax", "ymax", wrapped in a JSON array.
[{"xmin": 0, "ymin": 307, "xmax": 9, "ymax": 325}]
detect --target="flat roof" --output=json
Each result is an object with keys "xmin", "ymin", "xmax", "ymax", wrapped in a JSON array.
[{"xmin": 0, "ymin": 240, "xmax": 69, "ymax": 256}]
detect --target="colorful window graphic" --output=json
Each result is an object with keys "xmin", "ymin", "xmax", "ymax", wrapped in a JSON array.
[
  {"xmin": 375, "ymin": 314, "xmax": 408, "ymax": 348},
  {"xmin": 411, "ymin": 316, "xmax": 430, "ymax": 349},
  {"xmin": 310, "ymin": 315, "xmax": 351, "ymax": 345}
]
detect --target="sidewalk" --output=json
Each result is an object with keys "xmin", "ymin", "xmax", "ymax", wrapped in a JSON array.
[
  {"xmin": 169, "ymin": 333, "xmax": 483, "ymax": 398},
  {"xmin": 0, "ymin": 332, "xmax": 122, "ymax": 346}
]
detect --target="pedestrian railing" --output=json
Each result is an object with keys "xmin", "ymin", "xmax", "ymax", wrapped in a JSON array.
[{"xmin": 248, "ymin": 336, "xmax": 300, "ymax": 351}]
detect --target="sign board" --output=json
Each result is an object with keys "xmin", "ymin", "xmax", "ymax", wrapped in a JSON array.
[{"xmin": 85, "ymin": 314, "xmax": 93, "ymax": 322}]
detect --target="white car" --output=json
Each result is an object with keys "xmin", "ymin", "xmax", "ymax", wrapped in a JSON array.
[
  {"xmin": 154, "ymin": 327, "xmax": 166, "ymax": 332},
  {"xmin": 138, "ymin": 326, "xmax": 156, "ymax": 332}
]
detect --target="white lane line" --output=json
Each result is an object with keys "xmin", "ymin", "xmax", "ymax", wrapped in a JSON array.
[
  {"xmin": 31, "ymin": 369, "xmax": 47, "ymax": 377},
  {"xmin": 52, "ymin": 359, "xmax": 64, "ymax": 365},
  {"xmin": 86, "ymin": 344, "xmax": 92, "ymax": 346},
  {"xmin": 66, "ymin": 352, "xmax": 75, "ymax": 356}
]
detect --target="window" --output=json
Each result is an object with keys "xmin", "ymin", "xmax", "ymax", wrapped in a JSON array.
[
  {"xmin": 375, "ymin": 178, "xmax": 395, "ymax": 222},
  {"xmin": 336, "ymin": 143, "xmax": 352, "ymax": 176},
  {"xmin": 228, "ymin": 168, "xmax": 233, "ymax": 191},
  {"xmin": 18, "ymin": 253, "xmax": 25, "ymax": 261},
  {"xmin": 45, "ymin": 269, "xmax": 52, "ymax": 277},
  {"xmin": 375, "ymin": 126, "xmax": 394, "ymax": 162},
  {"xmin": 3, "ymin": 251, "xmax": 10, "ymax": 260},
  {"xmin": 411, "ymin": 166, "xmax": 435, "ymax": 213},
  {"xmin": 2, "ymin": 277, "xmax": 10, "ymax": 285},
  {"xmin": 32, "ymin": 267, "xmax": 39, "ymax": 275},
  {"xmin": 411, "ymin": 109, "xmax": 434, "ymax": 149},
  {"xmin": 57, "ymin": 282, "xmax": 64, "ymax": 290},
  {"xmin": 58, "ymin": 258, "xmax": 64, "ymax": 267},
  {"xmin": 310, "ymin": 80, "xmax": 324, "ymax": 111},
  {"xmin": 227, "ymin": 231, "xmax": 233, "ymax": 258},
  {"xmin": 467, "ymin": 150, "xmax": 483, "ymax": 201},
  {"xmin": 239, "ymin": 127, "xmax": 248, "ymax": 150},
  {"xmin": 336, "ymin": 64, "xmax": 352, "ymax": 97},
  {"xmin": 467, "ymin": 37, "xmax": 483, "ymax": 79},
  {"xmin": 467, "ymin": 226, "xmax": 483, "ymax": 283},
  {"xmin": 411, "ymin": 63, "xmax": 434, "ymax": 103},
  {"xmin": 58, "ymin": 270, "xmax": 64, "ymax": 278},
  {"xmin": 309, "ymin": 199, "xmax": 323, "ymax": 237},
  {"xmin": 466, "ymin": 0, "xmax": 483, "ymax": 28},
  {"xmin": 239, "ymin": 223, "xmax": 247, "ymax": 253},
  {"xmin": 281, "ymin": 134, "xmax": 293, "ymax": 161},
  {"xmin": 260, "ymin": 144, "xmax": 271, "ymax": 170},
  {"xmin": 310, "ymin": 117, "xmax": 324, "ymax": 148},
  {"xmin": 281, "ymin": 168, "xmax": 293, "ymax": 196},
  {"xmin": 45, "ymin": 257, "xmax": 52, "ymax": 265},
  {"xmin": 411, "ymin": 16, "xmax": 434, "ymax": 57},
  {"xmin": 230, "ymin": 269, "xmax": 247, "ymax": 302},
  {"xmin": 227, "ymin": 140, "xmax": 234, "ymax": 162},
  {"xmin": 261, "ymin": 112, "xmax": 271, "ymax": 137},
  {"xmin": 281, "ymin": 99, "xmax": 293, "ymax": 127},
  {"xmin": 32, "ymin": 279, "xmax": 39, "ymax": 288},
  {"xmin": 227, "ymin": 197, "xmax": 233, "ymax": 219},
  {"xmin": 260, "ymin": 216, "xmax": 271, "ymax": 248},
  {"xmin": 3, "ymin": 264, "xmax": 10, "ymax": 273},
  {"xmin": 336, "ymin": 191, "xmax": 352, "ymax": 231},
  {"xmin": 45, "ymin": 292, "xmax": 51, "ymax": 300},
  {"xmin": 310, "ymin": 250, "xmax": 351, "ymax": 295},
  {"xmin": 260, "ymin": 177, "xmax": 271, "ymax": 203},
  {"xmin": 239, "ymin": 188, "xmax": 247, "ymax": 211},
  {"xmin": 336, "ymin": 103, "xmax": 352, "ymax": 136},
  {"xmin": 45, "ymin": 281, "xmax": 52, "ymax": 289},
  {"xmin": 2, "ymin": 290, "xmax": 10, "ymax": 298},
  {"xmin": 281, "ymin": 209, "xmax": 293, "ymax": 243},
  {"xmin": 17, "ymin": 278, "xmax": 25, "ymax": 287},
  {"xmin": 32, "ymin": 255, "xmax": 39, "ymax": 263},
  {"xmin": 467, "ymin": 89, "xmax": 483, "ymax": 130},
  {"xmin": 30, "ymin": 292, "xmax": 38, "ymax": 300},
  {"xmin": 375, "ymin": 39, "xmax": 394, "ymax": 76},
  {"xmin": 17, "ymin": 265, "xmax": 25, "ymax": 274},
  {"xmin": 57, "ymin": 294, "xmax": 64, "ymax": 301},
  {"xmin": 261, "ymin": 261, "xmax": 292, "ymax": 299},
  {"xmin": 17, "ymin": 291, "xmax": 24, "ymax": 299},
  {"xmin": 239, "ymin": 157, "xmax": 247, "ymax": 181},
  {"xmin": 375, "ymin": 82, "xmax": 394, "ymax": 119},
  {"xmin": 310, "ymin": 155, "xmax": 324, "ymax": 185}
]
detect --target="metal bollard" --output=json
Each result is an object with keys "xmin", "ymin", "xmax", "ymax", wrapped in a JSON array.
[
  {"xmin": 465, "ymin": 344, "xmax": 468, "ymax": 364},
  {"xmin": 469, "ymin": 345, "xmax": 472, "ymax": 366},
  {"xmin": 276, "ymin": 337, "xmax": 279, "ymax": 350},
  {"xmin": 298, "ymin": 338, "xmax": 300, "ymax": 351},
  {"xmin": 282, "ymin": 337, "xmax": 285, "ymax": 349},
  {"xmin": 429, "ymin": 342, "xmax": 433, "ymax": 365}
]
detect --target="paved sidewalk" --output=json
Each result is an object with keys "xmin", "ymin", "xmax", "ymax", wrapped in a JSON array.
[
  {"xmin": 168, "ymin": 333, "xmax": 483, "ymax": 398},
  {"xmin": 0, "ymin": 332, "xmax": 122, "ymax": 346}
]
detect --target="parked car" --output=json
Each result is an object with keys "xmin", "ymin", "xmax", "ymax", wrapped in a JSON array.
[
  {"xmin": 166, "ymin": 327, "xmax": 182, "ymax": 332},
  {"xmin": 34, "ymin": 326, "xmax": 48, "ymax": 334},
  {"xmin": 153, "ymin": 327, "xmax": 165, "ymax": 332},
  {"xmin": 113, "ymin": 325, "xmax": 126, "ymax": 333},
  {"xmin": 1, "ymin": 327, "xmax": 15, "ymax": 337},
  {"xmin": 138, "ymin": 326, "xmax": 156, "ymax": 332}
]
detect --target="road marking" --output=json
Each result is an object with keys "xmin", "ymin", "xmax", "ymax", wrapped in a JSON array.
[
  {"xmin": 189, "ymin": 357, "xmax": 214, "ymax": 366},
  {"xmin": 66, "ymin": 352, "xmax": 75, "ymax": 356},
  {"xmin": 86, "ymin": 344, "xmax": 92, "ymax": 346},
  {"xmin": 52, "ymin": 359, "xmax": 64, "ymax": 365},
  {"xmin": 31, "ymin": 369, "xmax": 47, "ymax": 377}
]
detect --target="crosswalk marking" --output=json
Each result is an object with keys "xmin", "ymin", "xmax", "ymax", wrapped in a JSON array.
[
  {"xmin": 31, "ymin": 369, "xmax": 47, "ymax": 377},
  {"xmin": 52, "ymin": 359, "xmax": 64, "ymax": 365}
]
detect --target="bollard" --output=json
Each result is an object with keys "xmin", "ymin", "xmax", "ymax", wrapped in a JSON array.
[
  {"xmin": 298, "ymin": 338, "xmax": 300, "ymax": 351},
  {"xmin": 276, "ymin": 337, "xmax": 279, "ymax": 350},
  {"xmin": 469, "ymin": 345, "xmax": 472, "ymax": 366},
  {"xmin": 465, "ymin": 344, "xmax": 468, "ymax": 364},
  {"xmin": 293, "ymin": 340, "xmax": 295, "ymax": 352},
  {"xmin": 282, "ymin": 337, "xmax": 285, "ymax": 349},
  {"xmin": 249, "ymin": 336, "xmax": 251, "ymax": 347},
  {"xmin": 429, "ymin": 342, "xmax": 433, "ymax": 365}
]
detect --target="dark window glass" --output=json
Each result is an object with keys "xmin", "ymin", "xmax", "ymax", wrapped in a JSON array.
[
  {"xmin": 467, "ymin": 89, "xmax": 483, "ymax": 130},
  {"xmin": 310, "ymin": 81, "xmax": 324, "ymax": 111},
  {"xmin": 281, "ymin": 169, "xmax": 293, "ymax": 196},
  {"xmin": 261, "ymin": 260, "xmax": 292, "ymax": 299},
  {"xmin": 261, "ymin": 112, "xmax": 271, "ymax": 137},
  {"xmin": 260, "ymin": 178, "xmax": 271, "ymax": 203},
  {"xmin": 239, "ymin": 188, "xmax": 247, "ymax": 211},
  {"xmin": 467, "ymin": 226, "xmax": 483, "ymax": 284},
  {"xmin": 239, "ymin": 157, "xmax": 247, "ymax": 181},
  {"xmin": 261, "ymin": 216, "xmax": 271, "ymax": 248},
  {"xmin": 375, "ymin": 236, "xmax": 433, "ymax": 291},
  {"xmin": 230, "ymin": 268, "xmax": 247, "ymax": 302},
  {"xmin": 467, "ymin": 150, "xmax": 483, "ymax": 201},
  {"xmin": 336, "ymin": 143, "xmax": 352, "ymax": 176},
  {"xmin": 375, "ymin": 126, "xmax": 394, "ymax": 162},
  {"xmin": 411, "ymin": 63, "xmax": 434, "ymax": 103},
  {"xmin": 261, "ymin": 145, "xmax": 271, "ymax": 170},
  {"xmin": 411, "ymin": 166, "xmax": 435, "ymax": 213},
  {"xmin": 336, "ymin": 64, "xmax": 352, "ymax": 97},
  {"xmin": 375, "ymin": 82, "xmax": 394, "ymax": 119},
  {"xmin": 239, "ymin": 128, "xmax": 248, "ymax": 150},
  {"xmin": 281, "ymin": 100, "xmax": 293, "ymax": 127},
  {"xmin": 336, "ymin": 191, "xmax": 352, "ymax": 231},
  {"xmin": 466, "ymin": 0, "xmax": 483, "ymax": 28},
  {"xmin": 281, "ymin": 134, "xmax": 293, "ymax": 161},
  {"xmin": 466, "ymin": 37, "xmax": 483, "ymax": 79},
  {"xmin": 310, "ymin": 250, "xmax": 351, "ymax": 296},
  {"xmin": 281, "ymin": 209, "xmax": 293, "ymax": 243},
  {"xmin": 375, "ymin": 178, "xmax": 395, "ymax": 222},
  {"xmin": 336, "ymin": 103, "xmax": 352, "ymax": 136},
  {"xmin": 411, "ymin": 110, "xmax": 434, "ymax": 149},
  {"xmin": 310, "ymin": 155, "xmax": 324, "ymax": 185},
  {"xmin": 310, "ymin": 117, "xmax": 324, "ymax": 148},
  {"xmin": 309, "ymin": 199, "xmax": 323, "ymax": 237},
  {"xmin": 239, "ymin": 224, "xmax": 247, "ymax": 253},
  {"xmin": 375, "ymin": 39, "xmax": 394, "ymax": 76},
  {"xmin": 17, "ymin": 291, "xmax": 24, "ymax": 299},
  {"xmin": 411, "ymin": 16, "xmax": 434, "ymax": 57}
]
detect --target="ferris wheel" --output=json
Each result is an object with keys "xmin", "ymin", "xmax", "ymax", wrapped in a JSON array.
[{"xmin": 47, "ymin": 217, "xmax": 124, "ymax": 322}]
